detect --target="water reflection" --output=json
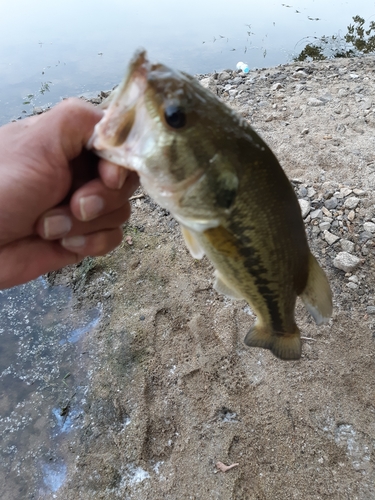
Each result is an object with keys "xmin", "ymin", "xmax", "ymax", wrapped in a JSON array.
[
  {"xmin": 0, "ymin": 277, "xmax": 101, "ymax": 498},
  {"xmin": 42, "ymin": 461, "xmax": 67, "ymax": 493}
]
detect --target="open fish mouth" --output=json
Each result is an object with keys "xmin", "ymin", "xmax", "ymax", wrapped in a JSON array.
[
  {"xmin": 87, "ymin": 51, "xmax": 149, "ymax": 156},
  {"xmin": 88, "ymin": 50, "xmax": 207, "ymax": 201}
]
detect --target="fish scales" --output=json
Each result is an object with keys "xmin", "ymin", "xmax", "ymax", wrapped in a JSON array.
[{"xmin": 88, "ymin": 50, "xmax": 332, "ymax": 360}]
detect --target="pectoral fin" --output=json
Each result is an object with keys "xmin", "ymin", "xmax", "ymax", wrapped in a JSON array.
[
  {"xmin": 180, "ymin": 225, "xmax": 205, "ymax": 259},
  {"xmin": 213, "ymin": 271, "xmax": 244, "ymax": 300},
  {"xmin": 300, "ymin": 253, "xmax": 332, "ymax": 325}
]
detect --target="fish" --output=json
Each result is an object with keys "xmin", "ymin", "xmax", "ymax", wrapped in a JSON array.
[{"xmin": 88, "ymin": 50, "xmax": 332, "ymax": 361}]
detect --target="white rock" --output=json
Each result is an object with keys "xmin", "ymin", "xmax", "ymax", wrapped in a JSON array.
[
  {"xmin": 271, "ymin": 83, "xmax": 283, "ymax": 91},
  {"xmin": 322, "ymin": 206, "xmax": 332, "ymax": 217},
  {"xmin": 298, "ymin": 199, "xmax": 311, "ymax": 218},
  {"xmin": 340, "ymin": 187, "xmax": 352, "ymax": 197},
  {"xmin": 199, "ymin": 77, "xmax": 213, "ymax": 89},
  {"xmin": 324, "ymin": 231, "xmax": 340, "ymax": 245},
  {"xmin": 307, "ymin": 97, "xmax": 325, "ymax": 107},
  {"xmin": 319, "ymin": 221, "xmax": 331, "ymax": 231},
  {"xmin": 333, "ymin": 252, "xmax": 361, "ymax": 272},
  {"xmin": 344, "ymin": 197, "xmax": 360, "ymax": 209},
  {"xmin": 346, "ymin": 282, "xmax": 358, "ymax": 290},
  {"xmin": 353, "ymin": 189, "xmax": 366, "ymax": 196},
  {"xmin": 310, "ymin": 209, "xmax": 323, "ymax": 219},
  {"xmin": 363, "ymin": 222, "xmax": 375, "ymax": 233},
  {"xmin": 338, "ymin": 88, "xmax": 349, "ymax": 97},
  {"xmin": 340, "ymin": 239, "xmax": 355, "ymax": 253},
  {"xmin": 347, "ymin": 210, "xmax": 355, "ymax": 221}
]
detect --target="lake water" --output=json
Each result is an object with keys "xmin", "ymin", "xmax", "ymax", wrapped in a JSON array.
[
  {"xmin": 0, "ymin": 0, "xmax": 374, "ymax": 123},
  {"xmin": 0, "ymin": 278, "xmax": 101, "ymax": 497}
]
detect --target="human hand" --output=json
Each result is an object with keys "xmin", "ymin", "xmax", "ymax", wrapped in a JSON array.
[{"xmin": 0, "ymin": 98, "xmax": 139, "ymax": 289}]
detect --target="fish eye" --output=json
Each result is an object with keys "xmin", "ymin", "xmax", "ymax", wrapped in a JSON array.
[{"xmin": 164, "ymin": 105, "xmax": 186, "ymax": 129}]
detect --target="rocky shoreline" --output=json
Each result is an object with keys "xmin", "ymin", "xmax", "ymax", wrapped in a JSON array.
[{"xmin": 44, "ymin": 55, "xmax": 375, "ymax": 499}]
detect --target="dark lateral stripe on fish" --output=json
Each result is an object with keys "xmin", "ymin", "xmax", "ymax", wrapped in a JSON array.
[
  {"xmin": 241, "ymin": 253, "xmax": 286, "ymax": 334},
  {"xmin": 204, "ymin": 226, "xmax": 285, "ymax": 332}
]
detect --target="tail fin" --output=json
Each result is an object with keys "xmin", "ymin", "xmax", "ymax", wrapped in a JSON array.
[
  {"xmin": 300, "ymin": 253, "xmax": 332, "ymax": 325},
  {"xmin": 244, "ymin": 323, "xmax": 301, "ymax": 361}
]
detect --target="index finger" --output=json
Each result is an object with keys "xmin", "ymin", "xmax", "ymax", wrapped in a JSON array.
[{"xmin": 31, "ymin": 98, "xmax": 104, "ymax": 161}]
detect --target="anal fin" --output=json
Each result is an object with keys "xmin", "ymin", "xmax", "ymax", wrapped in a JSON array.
[
  {"xmin": 244, "ymin": 322, "xmax": 301, "ymax": 361},
  {"xmin": 300, "ymin": 253, "xmax": 332, "ymax": 325},
  {"xmin": 180, "ymin": 225, "xmax": 205, "ymax": 259}
]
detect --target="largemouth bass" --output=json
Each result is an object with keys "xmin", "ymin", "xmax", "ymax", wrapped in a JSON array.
[{"xmin": 88, "ymin": 50, "xmax": 332, "ymax": 360}]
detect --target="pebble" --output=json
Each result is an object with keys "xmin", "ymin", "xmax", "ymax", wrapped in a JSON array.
[
  {"xmin": 363, "ymin": 222, "xmax": 375, "ymax": 233},
  {"xmin": 344, "ymin": 197, "xmax": 360, "ymax": 210},
  {"xmin": 340, "ymin": 188, "xmax": 353, "ymax": 198},
  {"xmin": 341, "ymin": 240, "xmax": 355, "ymax": 253},
  {"xmin": 319, "ymin": 221, "xmax": 331, "ymax": 231},
  {"xmin": 219, "ymin": 71, "xmax": 231, "ymax": 81},
  {"xmin": 346, "ymin": 282, "xmax": 358, "ymax": 290},
  {"xmin": 200, "ymin": 77, "xmax": 213, "ymax": 89},
  {"xmin": 353, "ymin": 189, "xmax": 366, "ymax": 196},
  {"xmin": 298, "ymin": 199, "xmax": 311, "ymax": 218},
  {"xmin": 307, "ymin": 97, "xmax": 325, "ymax": 107},
  {"xmin": 348, "ymin": 210, "xmax": 355, "ymax": 221},
  {"xmin": 324, "ymin": 197, "xmax": 338, "ymax": 210},
  {"xmin": 359, "ymin": 231, "xmax": 372, "ymax": 242},
  {"xmin": 272, "ymin": 83, "xmax": 283, "ymax": 91},
  {"xmin": 333, "ymin": 252, "xmax": 361, "ymax": 272},
  {"xmin": 310, "ymin": 209, "xmax": 323, "ymax": 219},
  {"xmin": 324, "ymin": 231, "xmax": 340, "ymax": 245},
  {"xmin": 307, "ymin": 187, "xmax": 316, "ymax": 198},
  {"xmin": 367, "ymin": 306, "xmax": 375, "ymax": 315},
  {"xmin": 348, "ymin": 275, "xmax": 359, "ymax": 283}
]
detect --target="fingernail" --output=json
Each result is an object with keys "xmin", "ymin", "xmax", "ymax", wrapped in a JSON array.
[
  {"xmin": 118, "ymin": 168, "xmax": 127, "ymax": 189},
  {"xmin": 44, "ymin": 215, "xmax": 72, "ymax": 238},
  {"xmin": 61, "ymin": 235, "xmax": 86, "ymax": 249},
  {"xmin": 79, "ymin": 195, "xmax": 104, "ymax": 221}
]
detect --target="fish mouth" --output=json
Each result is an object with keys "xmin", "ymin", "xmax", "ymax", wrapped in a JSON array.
[
  {"xmin": 88, "ymin": 50, "xmax": 212, "ymax": 224},
  {"xmin": 87, "ymin": 50, "xmax": 150, "ymax": 153}
]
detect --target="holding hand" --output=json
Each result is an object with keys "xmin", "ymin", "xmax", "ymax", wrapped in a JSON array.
[{"xmin": 0, "ymin": 98, "xmax": 138, "ymax": 289}]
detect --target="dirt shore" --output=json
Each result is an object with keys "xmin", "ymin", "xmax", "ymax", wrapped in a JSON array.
[{"xmin": 50, "ymin": 55, "xmax": 375, "ymax": 499}]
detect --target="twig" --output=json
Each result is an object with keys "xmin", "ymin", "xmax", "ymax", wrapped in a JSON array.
[
  {"xmin": 216, "ymin": 461, "xmax": 239, "ymax": 472},
  {"xmin": 129, "ymin": 193, "xmax": 145, "ymax": 200},
  {"xmin": 301, "ymin": 336, "xmax": 329, "ymax": 344}
]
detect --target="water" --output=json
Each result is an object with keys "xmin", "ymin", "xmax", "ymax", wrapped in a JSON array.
[
  {"xmin": 0, "ymin": 0, "xmax": 374, "ymax": 123},
  {"xmin": 0, "ymin": 278, "xmax": 101, "ymax": 498}
]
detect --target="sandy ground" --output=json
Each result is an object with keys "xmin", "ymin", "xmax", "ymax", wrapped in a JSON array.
[{"xmin": 48, "ymin": 55, "xmax": 375, "ymax": 499}]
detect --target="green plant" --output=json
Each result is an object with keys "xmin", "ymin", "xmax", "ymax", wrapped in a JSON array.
[
  {"xmin": 294, "ymin": 15, "xmax": 375, "ymax": 62},
  {"xmin": 345, "ymin": 15, "xmax": 375, "ymax": 53}
]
